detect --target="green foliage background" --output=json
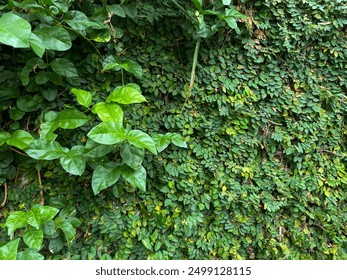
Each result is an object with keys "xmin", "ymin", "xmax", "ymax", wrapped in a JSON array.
[{"xmin": 1, "ymin": 0, "xmax": 347, "ymax": 259}]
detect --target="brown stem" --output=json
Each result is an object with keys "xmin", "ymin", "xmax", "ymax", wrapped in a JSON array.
[
  {"xmin": 10, "ymin": 147, "xmax": 28, "ymax": 157},
  {"xmin": 0, "ymin": 182, "xmax": 8, "ymax": 209},
  {"xmin": 37, "ymin": 169, "xmax": 44, "ymax": 205}
]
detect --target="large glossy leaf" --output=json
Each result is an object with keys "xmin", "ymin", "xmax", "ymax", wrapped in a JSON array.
[
  {"xmin": 50, "ymin": 58, "xmax": 78, "ymax": 77},
  {"xmin": 93, "ymin": 102, "xmax": 123, "ymax": 124},
  {"xmin": 31, "ymin": 204, "xmax": 59, "ymax": 224},
  {"xmin": 106, "ymin": 4, "xmax": 126, "ymax": 17},
  {"xmin": 59, "ymin": 148, "xmax": 86, "ymax": 176},
  {"xmin": 24, "ymin": 139, "xmax": 68, "ymax": 160},
  {"xmin": 71, "ymin": 88, "xmax": 92, "ymax": 108},
  {"xmin": 87, "ymin": 122, "xmax": 126, "ymax": 145},
  {"xmin": 92, "ymin": 162, "xmax": 121, "ymax": 195},
  {"xmin": 120, "ymin": 60, "xmax": 142, "ymax": 79},
  {"xmin": 107, "ymin": 84, "xmax": 147, "ymax": 104},
  {"xmin": 64, "ymin": 10, "xmax": 108, "ymax": 30},
  {"xmin": 120, "ymin": 143, "xmax": 144, "ymax": 169},
  {"xmin": 16, "ymin": 94, "xmax": 43, "ymax": 112},
  {"xmin": 29, "ymin": 33, "xmax": 45, "ymax": 57},
  {"xmin": 5, "ymin": 211, "xmax": 29, "ymax": 235},
  {"xmin": 39, "ymin": 122, "xmax": 58, "ymax": 141},
  {"xmin": 0, "ymin": 239, "xmax": 20, "ymax": 260},
  {"xmin": 56, "ymin": 109, "xmax": 90, "ymax": 129},
  {"xmin": 165, "ymin": 133, "xmax": 188, "ymax": 148},
  {"xmin": 48, "ymin": 236, "xmax": 65, "ymax": 253},
  {"xmin": 0, "ymin": 13, "xmax": 31, "ymax": 48},
  {"xmin": 84, "ymin": 139, "xmax": 114, "ymax": 158},
  {"xmin": 33, "ymin": 24, "xmax": 71, "ymax": 51},
  {"xmin": 23, "ymin": 226, "xmax": 44, "ymax": 250},
  {"xmin": 17, "ymin": 249, "xmax": 44, "ymax": 260},
  {"xmin": 26, "ymin": 211, "xmax": 40, "ymax": 229},
  {"xmin": 126, "ymin": 130, "xmax": 157, "ymax": 154},
  {"xmin": 20, "ymin": 57, "xmax": 46, "ymax": 86},
  {"xmin": 121, "ymin": 165, "xmax": 147, "ymax": 192},
  {"xmin": 6, "ymin": 130, "xmax": 34, "ymax": 150},
  {"xmin": 0, "ymin": 131, "xmax": 11, "ymax": 146},
  {"xmin": 55, "ymin": 218, "xmax": 76, "ymax": 247},
  {"xmin": 152, "ymin": 134, "xmax": 172, "ymax": 153}
]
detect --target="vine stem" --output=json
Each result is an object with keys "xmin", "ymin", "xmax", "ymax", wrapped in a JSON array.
[
  {"xmin": 181, "ymin": 39, "xmax": 201, "ymax": 112},
  {"xmin": 62, "ymin": 25, "xmax": 103, "ymax": 57},
  {"xmin": 37, "ymin": 169, "xmax": 44, "ymax": 205},
  {"xmin": 170, "ymin": 0, "xmax": 198, "ymax": 23},
  {"xmin": 0, "ymin": 182, "xmax": 8, "ymax": 209}
]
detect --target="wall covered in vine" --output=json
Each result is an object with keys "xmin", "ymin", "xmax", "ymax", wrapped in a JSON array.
[{"xmin": 0, "ymin": 0, "xmax": 346, "ymax": 259}]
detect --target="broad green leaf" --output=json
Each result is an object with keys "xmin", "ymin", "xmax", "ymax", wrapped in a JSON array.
[
  {"xmin": 141, "ymin": 237, "xmax": 152, "ymax": 250},
  {"xmin": 40, "ymin": 122, "xmax": 58, "ymax": 141},
  {"xmin": 24, "ymin": 139, "xmax": 68, "ymax": 160},
  {"xmin": 152, "ymin": 134, "xmax": 171, "ymax": 153},
  {"xmin": 166, "ymin": 133, "xmax": 188, "ymax": 148},
  {"xmin": 120, "ymin": 60, "xmax": 142, "ymax": 79},
  {"xmin": 106, "ymin": 4, "xmax": 126, "ymax": 17},
  {"xmin": 87, "ymin": 122, "xmax": 126, "ymax": 145},
  {"xmin": 84, "ymin": 139, "xmax": 114, "ymax": 158},
  {"xmin": 222, "ymin": 0, "xmax": 232, "ymax": 5},
  {"xmin": 12, "ymin": 0, "xmax": 43, "ymax": 10},
  {"xmin": 52, "ymin": 0, "xmax": 69, "ymax": 13},
  {"xmin": 50, "ymin": 58, "xmax": 78, "ymax": 78},
  {"xmin": 26, "ymin": 211, "xmax": 40, "ymax": 229},
  {"xmin": 121, "ymin": 165, "xmax": 147, "ymax": 192},
  {"xmin": 34, "ymin": 24, "xmax": 71, "ymax": 51},
  {"xmin": 89, "ymin": 28, "xmax": 111, "ymax": 42},
  {"xmin": 5, "ymin": 211, "xmax": 29, "ymax": 235},
  {"xmin": 48, "ymin": 237, "xmax": 64, "ymax": 253},
  {"xmin": 9, "ymin": 107, "xmax": 25, "ymax": 121},
  {"xmin": 23, "ymin": 226, "xmax": 44, "ymax": 250},
  {"xmin": 42, "ymin": 220, "xmax": 56, "ymax": 236},
  {"xmin": 126, "ymin": 130, "xmax": 157, "ymax": 154},
  {"xmin": 29, "ymin": 33, "xmax": 45, "ymax": 57},
  {"xmin": 92, "ymin": 162, "xmax": 121, "ymax": 195},
  {"xmin": 42, "ymin": 88, "xmax": 58, "ymax": 101},
  {"xmin": 59, "ymin": 149, "xmax": 86, "ymax": 176},
  {"xmin": 191, "ymin": 0, "xmax": 203, "ymax": 10},
  {"xmin": 17, "ymin": 249, "xmax": 44, "ymax": 260},
  {"xmin": 16, "ymin": 94, "xmax": 43, "ymax": 112},
  {"xmin": 107, "ymin": 84, "xmax": 147, "ymax": 104},
  {"xmin": 56, "ymin": 109, "xmax": 90, "ymax": 129},
  {"xmin": 0, "ymin": 13, "xmax": 31, "ymax": 48},
  {"xmin": 0, "ymin": 239, "xmax": 20, "ymax": 260},
  {"xmin": 35, "ymin": 71, "xmax": 49, "ymax": 85},
  {"xmin": 64, "ymin": 10, "xmax": 108, "ymax": 30},
  {"xmin": 71, "ymin": 88, "xmax": 92, "ymax": 108},
  {"xmin": 102, "ymin": 56, "xmax": 142, "ymax": 78},
  {"xmin": 120, "ymin": 143, "xmax": 144, "ymax": 169},
  {"xmin": 31, "ymin": 204, "xmax": 59, "ymax": 224},
  {"xmin": 55, "ymin": 218, "xmax": 76, "ymax": 247},
  {"xmin": 224, "ymin": 7, "xmax": 247, "ymax": 19},
  {"xmin": 20, "ymin": 57, "xmax": 46, "ymax": 86},
  {"xmin": 93, "ymin": 102, "xmax": 123, "ymax": 124},
  {"xmin": 102, "ymin": 55, "xmax": 122, "ymax": 71},
  {"xmin": 123, "ymin": 3, "xmax": 137, "ymax": 19},
  {"xmin": 0, "ymin": 131, "xmax": 11, "ymax": 146},
  {"xmin": 7, "ymin": 130, "xmax": 34, "ymax": 149}
]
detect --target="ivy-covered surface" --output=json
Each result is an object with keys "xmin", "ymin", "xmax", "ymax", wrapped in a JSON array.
[{"xmin": 1, "ymin": 0, "xmax": 347, "ymax": 259}]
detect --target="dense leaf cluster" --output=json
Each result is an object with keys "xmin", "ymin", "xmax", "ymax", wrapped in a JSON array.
[{"xmin": 1, "ymin": 0, "xmax": 346, "ymax": 259}]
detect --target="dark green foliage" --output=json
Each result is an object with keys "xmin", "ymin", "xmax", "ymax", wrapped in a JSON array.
[{"xmin": 1, "ymin": 0, "xmax": 347, "ymax": 260}]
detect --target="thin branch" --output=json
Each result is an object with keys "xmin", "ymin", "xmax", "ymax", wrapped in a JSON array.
[
  {"xmin": 10, "ymin": 147, "xmax": 28, "ymax": 157},
  {"xmin": 0, "ymin": 182, "xmax": 8, "ymax": 209},
  {"xmin": 267, "ymin": 120, "xmax": 283, "ymax": 126},
  {"xmin": 37, "ymin": 169, "xmax": 45, "ymax": 205},
  {"xmin": 170, "ymin": 0, "xmax": 198, "ymax": 23},
  {"xmin": 62, "ymin": 25, "xmax": 103, "ymax": 57}
]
